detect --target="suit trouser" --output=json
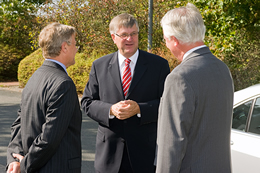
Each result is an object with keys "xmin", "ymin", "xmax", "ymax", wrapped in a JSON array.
[{"xmin": 119, "ymin": 143, "xmax": 133, "ymax": 173}]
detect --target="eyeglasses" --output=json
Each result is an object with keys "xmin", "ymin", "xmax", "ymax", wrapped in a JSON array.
[{"xmin": 115, "ymin": 32, "xmax": 139, "ymax": 39}]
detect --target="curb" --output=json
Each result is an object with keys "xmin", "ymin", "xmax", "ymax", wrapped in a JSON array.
[
  {"xmin": 0, "ymin": 82, "xmax": 19, "ymax": 87},
  {"xmin": 0, "ymin": 82, "xmax": 82, "ymax": 99},
  {"xmin": 0, "ymin": 82, "xmax": 23, "ymax": 92}
]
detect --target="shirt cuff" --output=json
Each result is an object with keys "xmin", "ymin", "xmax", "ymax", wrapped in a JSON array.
[
  {"xmin": 109, "ymin": 114, "xmax": 141, "ymax": 118},
  {"xmin": 109, "ymin": 115, "xmax": 115, "ymax": 119}
]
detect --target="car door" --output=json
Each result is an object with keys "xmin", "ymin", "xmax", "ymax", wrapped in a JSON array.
[{"xmin": 231, "ymin": 97, "xmax": 260, "ymax": 173}]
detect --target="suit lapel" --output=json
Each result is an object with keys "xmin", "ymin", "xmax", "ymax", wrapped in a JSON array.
[
  {"xmin": 126, "ymin": 50, "xmax": 148, "ymax": 98},
  {"xmin": 108, "ymin": 52, "xmax": 125, "ymax": 98}
]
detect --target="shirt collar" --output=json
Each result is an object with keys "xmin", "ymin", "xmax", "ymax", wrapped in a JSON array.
[
  {"xmin": 182, "ymin": 45, "xmax": 207, "ymax": 61},
  {"xmin": 45, "ymin": 59, "xmax": 68, "ymax": 74},
  {"xmin": 118, "ymin": 49, "xmax": 139, "ymax": 67}
]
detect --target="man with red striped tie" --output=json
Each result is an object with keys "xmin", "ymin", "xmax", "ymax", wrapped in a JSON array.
[{"xmin": 81, "ymin": 13, "xmax": 170, "ymax": 173}]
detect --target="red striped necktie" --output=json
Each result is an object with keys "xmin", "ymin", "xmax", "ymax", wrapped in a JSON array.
[{"xmin": 122, "ymin": 58, "xmax": 132, "ymax": 97}]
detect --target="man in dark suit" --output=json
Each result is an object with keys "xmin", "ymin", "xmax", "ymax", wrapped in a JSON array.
[
  {"xmin": 81, "ymin": 13, "xmax": 170, "ymax": 173},
  {"xmin": 6, "ymin": 23, "xmax": 82, "ymax": 173},
  {"xmin": 156, "ymin": 3, "xmax": 234, "ymax": 173}
]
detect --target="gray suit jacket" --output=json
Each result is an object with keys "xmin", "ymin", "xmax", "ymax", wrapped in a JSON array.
[
  {"xmin": 156, "ymin": 47, "xmax": 234, "ymax": 173},
  {"xmin": 6, "ymin": 60, "xmax": 82, "ymax": 173}
]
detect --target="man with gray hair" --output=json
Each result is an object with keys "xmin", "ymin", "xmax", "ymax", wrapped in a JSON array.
[
  {"xmin": 81, "ymin": 13, "xmax": 170, "ymax": 173},
  {"xmin": 156, "ymin": 3, "xmax": 234, "ymax": 173},
  {"xmin": 6, "ymin": 23, "xmax": 82, "ymax": 173}
]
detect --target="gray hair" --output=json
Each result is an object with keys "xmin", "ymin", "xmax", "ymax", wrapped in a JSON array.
[
  {"xmin": 39, "ymin": 22, "xmax": 76, "ymax": 58},
  {"xmin": 161, "ymin": 3, "xmax": 206, "ymax": 44},
  {"xmin": 109, "ymin": 13, "xmax": 139, "ymax": 34}
]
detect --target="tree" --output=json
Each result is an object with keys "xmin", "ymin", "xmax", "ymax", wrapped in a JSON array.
[
  {"xmin": 190, "ymin": 0, "xmax": 260, "ymax": 90},
  {"xmin": 0, "ymin": 0, "xmax": 48, "ymax": 80},
  {"xmin": 18, "ymin": 0, "xmax": 260, "ymax": 90},
  {"xmin": 0, "ymin": 0, "xmax": 48, "ymax": 52}
]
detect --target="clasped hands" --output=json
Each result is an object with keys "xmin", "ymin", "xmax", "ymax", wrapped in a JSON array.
[
  {"xmin": 110, "ymin": 100, "xmax": 140, "ymax": 120},
  {"xmin": 7, "ymin": 153, "xmax": 24, "ymax": 173}
]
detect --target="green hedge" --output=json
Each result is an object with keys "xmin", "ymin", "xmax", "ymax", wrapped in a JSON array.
[
  {"xmin": 67, "ymin": 53, "xmax": 97, "ymax": 94},
  {"xmin": 0, "ymin": 44, "xmax": 25, "ymax": 81},
  {"xmin": 18, "ymin": 49, "xmax": 45, "ymax": 87},
  {"xmin": 18, "ymin": 48, "xmax": 180, "ymax": 94},
  {"xmin": 18, "ymin": 49, "xmax": 99, "ymax": 94}
]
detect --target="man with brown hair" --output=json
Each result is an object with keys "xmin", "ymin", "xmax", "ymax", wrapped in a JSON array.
[{"xmin": 6, "ymin": 23, "xmax": 82, "ymax": 173}]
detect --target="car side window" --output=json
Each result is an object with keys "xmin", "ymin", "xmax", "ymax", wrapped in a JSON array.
[
  {"xmin": 248, "ymin": 97, "xmax": 260, "ymax": 135},
  {"xmin": 232, "ymin": 100, "xmax": 253, "ymax": 131}
]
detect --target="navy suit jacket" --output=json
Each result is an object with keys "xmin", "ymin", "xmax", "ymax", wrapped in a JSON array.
[
  {"xmin": 81, "ymin": 49, "xmax": 170, "ymax": 173},
  {"xmin": 7, "ymin": 60, "xmax": 82, "ymax": 173}
]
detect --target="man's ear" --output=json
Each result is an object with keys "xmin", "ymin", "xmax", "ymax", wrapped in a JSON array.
[
  {"xmin": 61, "ymin": 42, "xmax": 67, "ymax": 53},
  {"xmin": 111, "ymin": 34, "xmax": 116, "ymax": 43},
  {"xmin": 171, "ymin": 36, "xmax": 179, "ymax": 46}
]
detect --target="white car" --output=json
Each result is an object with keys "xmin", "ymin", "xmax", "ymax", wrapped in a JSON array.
[{"xmin": 231, "ymin": 84, "xmax": 260, "ymax": 173}]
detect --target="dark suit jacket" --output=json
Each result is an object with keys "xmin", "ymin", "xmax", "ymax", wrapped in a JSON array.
[
  {"xmin": 6, "ymin": 60, "xmax": 82, "ymax": 173},
  {"xmin": 156, "ymin": 47, "xmax": 234, "ymax": 173},
  {"xmin": 81, "ymin": 49, "xmax": 170, "ymax": 173}
]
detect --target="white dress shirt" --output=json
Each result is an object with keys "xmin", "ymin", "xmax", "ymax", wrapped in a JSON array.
[
  {"xmin": 109, "ymin": 50, "xmax": 141, "ymax": 119},
  {"xmin": 118, "ymin": 49, "xmax": 139, "ymax": 80}
]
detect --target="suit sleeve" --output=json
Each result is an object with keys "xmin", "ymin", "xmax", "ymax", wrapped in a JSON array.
[
  {"xmin": 156, "ymin": 73, "xmax": 195, "ymax": 172},
  {"xmin": 6, "ymin": 108, "xmax": 24, "ymax": 169},
  {"xmin": 138, "ymin": 60, "xmax": 170, "ymax": 125},
  {"xmin": 81, "ymin": 58, "xmax": 170, "ymax": 127},
  {"xmin": 19, "ymin": 80, "xmax": 78, "ymax": 172},
  {"xmin": 81, "ymin": 63, "xmax": 112, "ymax": 127}
]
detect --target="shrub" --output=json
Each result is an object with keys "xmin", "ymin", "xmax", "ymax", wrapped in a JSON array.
[
  {"xmin": 67, "ymin": 51, "xmax": 104, "ymax": 94},
  {"xmin": 0, "ymin": 44, "xmax": 24, "ymax": 81},
  {"xmin": 18, "ymin": 49, "xmax": 45, "ymax": 87},
  {"xmin": 0, "ymin": 0, "xmax": 45, "ymax": 81},
  {"xmin": 152, "ymin": 44, "xmax": 180, "ymax": 72},
  {"xmin": 224, "ymin": 29, "xmax": 260, "ymax": 91},
  {"xmin": 18, "ymin": 49, "xmax": 100, "ymax": 94}
]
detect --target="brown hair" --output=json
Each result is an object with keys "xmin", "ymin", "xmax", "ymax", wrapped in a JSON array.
[{"xmin": 39, "ymin": 23, "xmax": 76, "ymax": 58}]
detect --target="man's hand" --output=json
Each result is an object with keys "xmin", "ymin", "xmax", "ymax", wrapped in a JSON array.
[
  {"xmin": 110, "ymin": 100, "xmax": 140, "ymax": 120},
  {"xmin": 7, "ymin": 153, "xmax": 24, "ymax": 173},
  {"xmin": 6, "ymin": 162, "xmax": 20, "ymax": 173},
  {"xmin": 12, "ymin": 153, "xmax": 24, "ymax": 163}
]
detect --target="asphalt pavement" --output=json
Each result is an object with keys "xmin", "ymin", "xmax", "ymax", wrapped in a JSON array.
[{"xmin": 0, "ymin": 84, "xmax": 97, "ymax": 173}]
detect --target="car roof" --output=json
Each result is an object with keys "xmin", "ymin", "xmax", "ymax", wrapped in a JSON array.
[{"xmin": 234, "ymin": 83, "xmax": 260, "ymax": 106}]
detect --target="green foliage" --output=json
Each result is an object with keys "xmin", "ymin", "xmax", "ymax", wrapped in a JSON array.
[
  {"xmin": 223, "ymin": 28, "xmax": 260, "ymax": 91},
  {"xmin": 0, "ymin": 43, "xmax": 24, "ymax": 81},
  {"xmin": 18, "ymin": 48, "xmax": 99, "ymax": 93},
  {"xmin": 33, "ymin": 0, "xmax": 186, "ymax": 54},
  {"xmin": 0, "ymin": 0, "xmax": 47, "ymax": 80},
  {"xmin": 224, "ymin": 0, "xmax": 260, "ymax": 29},
  {"xmin": 0, "ymin": 0, "xmax": 44, "ymax": 50},
  {"xmin": 155, "ymin": 45, "xmax": 181, "ymax": 71},
  {"xmin": 18, "ymin": 49, "xmax": 45, "ymax": 87},
  {"xmin": 190, "ymin": 0, "xmax": 260, "ymax": 90},
  {"xmin": 4, "ymin": 0, "xmax": 260, "ymax": 91},
  {"xmin": 67, "ymin": 52, "xmax": 103, "ymax": 94}
]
